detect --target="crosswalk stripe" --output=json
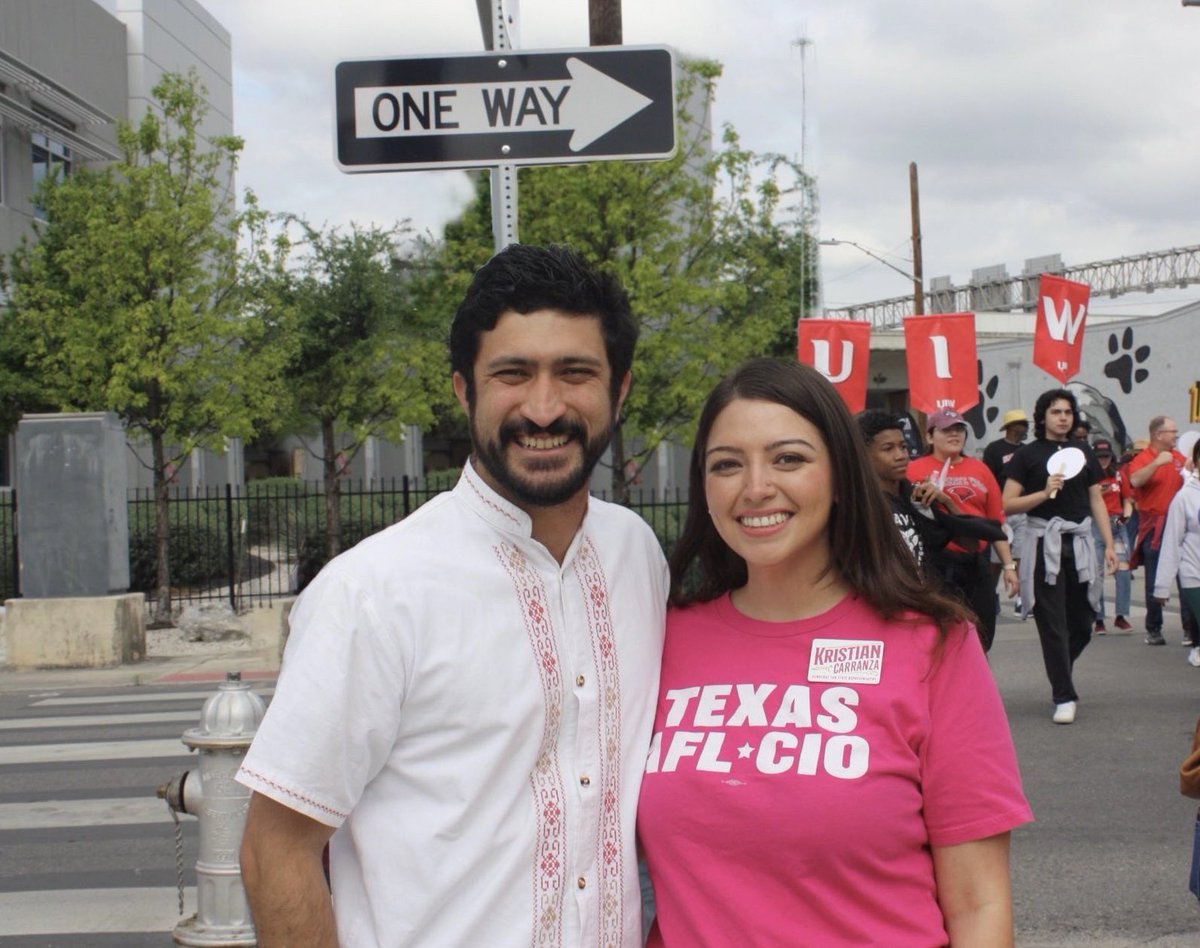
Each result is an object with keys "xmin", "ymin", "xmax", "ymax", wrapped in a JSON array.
[
  {"xmin": 0, "ymin": 710, "xmax": 199, "ymax": 730},
  {"xmin": 0, "ymin": 887, "xmax": 197, "ymax": 936},
  {"xmin": 32, "ymin": 689, "xmax": 272, "ymax": 707},
  {"xmin": 0, "ymin": 738, "xmax": 193, "ymax": 766},
  {"xmin": 0, "ymin": 796, "xmax": 178, "ymax": 830}
]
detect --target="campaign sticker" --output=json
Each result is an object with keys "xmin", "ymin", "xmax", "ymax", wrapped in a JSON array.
[{"xmin": 808, "ymin": 638, "xmax": 884, "ymax": 685}]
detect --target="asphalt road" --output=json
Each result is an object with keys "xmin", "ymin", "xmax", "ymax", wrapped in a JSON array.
[
  {"xmin": 1, "ymin": 594, "xmax": 1199, "ymax": 945},
  {"xmin": 991, "ymin": 597, "xmax": 1200, "ymax": 947}
]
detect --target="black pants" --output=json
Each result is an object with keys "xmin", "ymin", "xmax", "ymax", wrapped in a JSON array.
[
  {"xmin": 1138, "ymin": 531, "xmax": 1199, "ymax": 639},
  {"xmin": 929, "ymin": 550, "xmax": 997, "ymax": 651},
  {"xmin": 1032, "ymin": 540, "xmax": 1094, "ymax": 705}
]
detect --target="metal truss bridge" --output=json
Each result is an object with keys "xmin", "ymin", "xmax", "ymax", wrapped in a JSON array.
[{"xmin": 823, "ymin": 244, "xmax": 1200, "ymax": 326}]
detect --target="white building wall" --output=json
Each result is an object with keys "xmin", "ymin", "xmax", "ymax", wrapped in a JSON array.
[{"xmin": 116, "ymin": 0, "xmax": 232, "ymax": 144}]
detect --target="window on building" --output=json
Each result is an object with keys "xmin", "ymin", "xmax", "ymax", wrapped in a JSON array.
[{"xmin": 31, "ymin": 105, "xmax": 74, "ymax": 219}]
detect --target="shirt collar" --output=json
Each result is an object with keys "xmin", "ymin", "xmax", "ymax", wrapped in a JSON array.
[
  {"xmin": 456, "ymin": 459, "xmax": 534, "ymax": 537},
  {"xmin": 455, "ymin": 460, "xmax": 595, "ymax": 568}
]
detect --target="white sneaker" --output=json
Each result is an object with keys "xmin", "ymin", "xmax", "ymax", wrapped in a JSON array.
[
  {"xmin": 1189, "ymin": 648, "xmax": 1200, "ymax": 668},
  {"xmin": 1052, "ymin": 701, "xmax": 1077, "ymax": 724}
]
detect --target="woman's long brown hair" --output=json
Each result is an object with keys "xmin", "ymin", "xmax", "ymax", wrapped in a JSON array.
[{"xmin": 669, "ymin": 358, "xmax": 972, "ymax": 640}]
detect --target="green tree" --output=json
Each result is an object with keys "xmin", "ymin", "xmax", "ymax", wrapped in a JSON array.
[
  {"xmin": 431, "ymin": 60, "xmax": 817, "ymax": 499},
  {"xmin": 280, "ymin": 219, "xmax": 451, "ymax": 559},
  {"xmin": 2, "ymin": 70, "xmax": 293, "ymax": 622}
]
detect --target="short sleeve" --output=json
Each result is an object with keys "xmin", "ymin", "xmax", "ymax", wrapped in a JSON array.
[
  {"xmin": 1001, "ymin": 446, "xmax": 1031, "ymax": 490},
  {"xmin": 919, "ymin": 626, "xmax": 1033, "ymax": 847},
  {"xmin": 237, "ymin": 561, "xmax": 410, "ymax": 827}
]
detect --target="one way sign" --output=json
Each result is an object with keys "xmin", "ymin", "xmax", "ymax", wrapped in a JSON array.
[{"xmin": 335, "ymin": 46, "xmax": 676, "ymax": 172}]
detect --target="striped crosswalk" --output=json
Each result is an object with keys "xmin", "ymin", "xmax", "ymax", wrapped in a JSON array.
[{"xmin": 0, "ymin": 680, "xmax": 272, "ymax": 945}]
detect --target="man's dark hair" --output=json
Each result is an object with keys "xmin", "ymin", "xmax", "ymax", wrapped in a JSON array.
[
  {"xmin": 857, "ymin": 409, "xmax": 907, "ymax": 445},
  {"xmin": 1033, "ymin": 388, "xmax": 1080, "ymax": 439},
  {"xmin": 449, "ymin": 243, "xmax": 637, "ymax": 402}
]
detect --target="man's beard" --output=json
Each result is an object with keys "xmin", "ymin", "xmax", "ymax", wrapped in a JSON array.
[{"xmin": 471, "ymin": 414, "xmax": 615, "ymax": 508}]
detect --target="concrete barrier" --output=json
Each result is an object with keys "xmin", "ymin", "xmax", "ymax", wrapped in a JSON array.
[
  {"xmin": 3, "ymin": 593, "xmax": 145, "ymax": 669},
  {"xmin": 240, "ymin": 597, "xmax": 294, "ymax": 661}
]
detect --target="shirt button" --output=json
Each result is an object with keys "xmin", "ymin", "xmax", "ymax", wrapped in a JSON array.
[
  {"xmin": 575, "ymin": 674, "xmax": 586, "ymax": 687},
  {"xmin": 580, "ymin": 775, "xmax": 591, "ymax": 786},
  {"xmin": 577, "ymin": 877, "xmax": 587, "ymax": 889}
]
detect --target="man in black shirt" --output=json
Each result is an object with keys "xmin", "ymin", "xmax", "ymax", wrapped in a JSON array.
[
  {"xmin": 983, "ymin": 409, "xmax": 1029, "ymax": 483},
  {"xmin": 983, "ymin": 409, "xmax": 1030, "ymax": 608},
  {"xmin": 1002, "ymin": 389, "xmax": 1116, "ymax": 726}
]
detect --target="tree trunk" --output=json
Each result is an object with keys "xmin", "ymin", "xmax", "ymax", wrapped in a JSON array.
[
  {"xmin": 322, "ymin": 417, "xmax": 342, "ymax": 561},
  {"xmin": 151, "ymin": 432, "xmax": 172, "ymax": 626},
  {"xmin": 611, "ymin": 421, "xmax": 629, "ymax": 505}
]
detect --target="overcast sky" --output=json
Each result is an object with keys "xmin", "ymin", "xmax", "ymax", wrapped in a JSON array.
[{"xmin": 181, "ymin": 0, "xmax": 1200, "ymax": 316}]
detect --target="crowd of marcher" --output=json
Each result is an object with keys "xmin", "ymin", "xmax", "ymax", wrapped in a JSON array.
[
  {"xmin": 860, "ymin": 396, "xmax": 1199, "ymax": 725},
  {"xmin": 226, "ymin": 242, "xmax": 1197, "ymax": 946}
]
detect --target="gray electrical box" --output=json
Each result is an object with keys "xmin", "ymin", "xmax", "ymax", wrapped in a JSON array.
[{"xmin": 15, "ymin": 412, "xmax": 130, "ymax": 597}]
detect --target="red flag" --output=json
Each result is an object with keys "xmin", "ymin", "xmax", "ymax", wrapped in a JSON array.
[
  {"xmin": 1034, "ymin": 274, "xmax": 1090, "ymax": 383},
  {"xmin": 797, "ymin": 319, "xmax": 871, "ymax": 413},
  {"xmin": 903, "ymin": 312, "xmax": 979, "ymax": 413}
]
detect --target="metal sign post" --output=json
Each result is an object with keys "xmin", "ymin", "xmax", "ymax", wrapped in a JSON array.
[{"xmin": 489, "ymin": 0, "xmax": 519, "ymax": 250}]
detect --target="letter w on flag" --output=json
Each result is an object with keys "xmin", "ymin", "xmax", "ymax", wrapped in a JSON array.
[{"xmin": 1033, "ymin": 274, "xmax": 1091, "ymax": 383}]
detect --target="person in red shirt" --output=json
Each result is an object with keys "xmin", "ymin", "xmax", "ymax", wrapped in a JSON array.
[
  {"xmin": 908, "ymin": 409, "xmax": 1018, "ymax": 651},
  {"xmin": 1128, "ymin": 416, "xmax": 1197, "ymax": 645},
  {"xmin": 1090, "ymin": 439, "xmax": 1133, "ymax": 633}
]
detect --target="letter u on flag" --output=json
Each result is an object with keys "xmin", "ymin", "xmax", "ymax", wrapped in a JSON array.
[
  {"xmin": 1034, "ymin": 274, "xmax": 1090, "ymax": 383},
  {"xmin": 903, "ymin": 312, "xmax": 978, "ymax": 413},
  {"xmin": 797, "ymin": 319, "xmax": 871, "ymax": 413}
]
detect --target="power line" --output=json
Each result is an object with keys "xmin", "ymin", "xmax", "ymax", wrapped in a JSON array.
[{"xmin": 824, "ymin": 245, "xmax": 1200, "ymax": 325}]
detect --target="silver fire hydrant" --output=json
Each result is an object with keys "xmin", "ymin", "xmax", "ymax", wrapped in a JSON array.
[{"xmin": 158, "ymin": 671, "xmax": 266, "ymax": 946}]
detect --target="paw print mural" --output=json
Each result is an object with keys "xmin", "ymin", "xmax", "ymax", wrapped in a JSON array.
[
  {"xmin": 1104, "ymin": 327, "xmax": 1150, "ymax": 395},
  {"xmin": 963, "ymin": 360, "xmax": 1000, "ymax": 440}
]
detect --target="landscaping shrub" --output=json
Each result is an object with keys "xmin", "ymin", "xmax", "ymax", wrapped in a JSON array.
[{"xmin": 128, "ymin": 523, "xmax": 228, "ymax": 593}]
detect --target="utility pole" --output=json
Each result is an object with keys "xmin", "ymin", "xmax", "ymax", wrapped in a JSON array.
[
  {"xmin": 793, "ymin": 35, "xmax": 814, "ymax": 320},
  {"xmin": 909, "ymin": 161, "xmax": 925, "ymax": 315},
  {"xmin": 589, "ymin": 0, "xmax": 623, "ymax": 45}
]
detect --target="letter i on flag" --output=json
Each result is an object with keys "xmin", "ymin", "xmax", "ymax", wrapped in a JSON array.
[
  {"xmin": 1034, "ymin": 274, "xmax": 1090, "ymax": 383},
  {"xmin": 903, "ymin": 313, "xmax": 979, "ymax": 413},
  {"xmin": 797, "ymin": 319, "xmax": 871, "ymax": 413}
]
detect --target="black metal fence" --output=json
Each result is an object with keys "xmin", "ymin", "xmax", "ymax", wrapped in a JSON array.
[
  {"xmin": 123, "ymin": 478, "xmax": 689, "ymax": 610},
  {"xmin": 0, "ymin": 490, "xmax": 15, "ymax": 601}
]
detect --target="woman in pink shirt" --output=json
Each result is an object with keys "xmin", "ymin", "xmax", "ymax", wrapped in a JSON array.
[{"xmin": 638, "ymin": 359, "xmax": 1031, "ymax": 946}]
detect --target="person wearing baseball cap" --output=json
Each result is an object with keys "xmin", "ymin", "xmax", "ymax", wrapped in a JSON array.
[
  {"xmin": 908, "ymin": 408, "xmax": 1017, "ymax": 651},
  {"xmin": 1090, "ymin": 438, "xmax": 1133, "ymax": 634},
  {"xmin": 984, "ymin": 410, "xmax": 1032, "ymax": 613}
]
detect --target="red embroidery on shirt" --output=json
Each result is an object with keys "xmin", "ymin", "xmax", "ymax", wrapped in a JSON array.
[
  {"xmin": 466, "ymin": 473, "xmax": 523, "ymax": 527},
  {"xmin": 496, "ymin": 542, "xmax": 567, "ymax": 948},
  {"xmin": 239, "ymin": 766, "xmax": 348, "ymax": 820},
  {"xmin": 575, "ymin": 538, "xmax": 625, "ymax": 946}
]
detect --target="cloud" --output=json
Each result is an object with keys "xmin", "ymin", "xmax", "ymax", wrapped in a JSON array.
[{"xmin": 190, "ymin": 0, "xmax": 1200, "ymax": 312}]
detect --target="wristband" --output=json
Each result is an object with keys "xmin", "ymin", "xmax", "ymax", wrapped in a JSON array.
[{"xmin": 1003, "ymin": 563, "xmax": 1017, "ymax": 571}]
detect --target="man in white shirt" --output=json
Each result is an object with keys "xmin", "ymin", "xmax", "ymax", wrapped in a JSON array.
[{"xmin": 237, "ymin": 244, "xmax": 669, "ymax": 947}]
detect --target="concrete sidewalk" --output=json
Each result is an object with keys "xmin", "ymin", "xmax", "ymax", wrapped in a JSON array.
[
  {"xmin": 0, "ymin": 640, "xmax": 280, "ymax": 693},
  {"xmin": 1, "ymin": 569, "xmax": 1191, "ymax": 695}
]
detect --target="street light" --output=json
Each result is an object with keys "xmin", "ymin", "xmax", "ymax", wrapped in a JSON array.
[{"xmin": 819, "ymin": 238, "xmax": 918, "ymax": 283}]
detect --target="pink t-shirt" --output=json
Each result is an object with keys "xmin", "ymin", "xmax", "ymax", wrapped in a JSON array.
[{"xmin": 637, "ymin": 593, "xmax": 1032, "ymax": 947}]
